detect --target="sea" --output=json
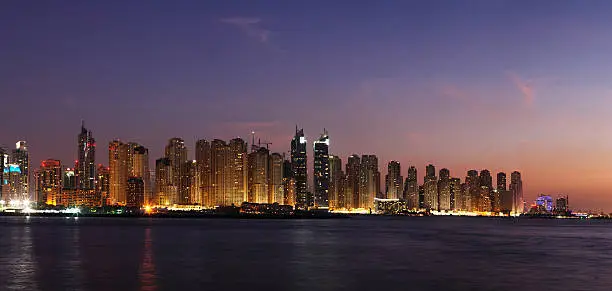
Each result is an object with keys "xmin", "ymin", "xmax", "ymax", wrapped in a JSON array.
[{"xmin": 0, "ymin": 216, "xmax": 611, "ymax": 291}]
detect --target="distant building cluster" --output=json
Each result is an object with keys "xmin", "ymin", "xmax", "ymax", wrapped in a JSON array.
[{"xmin": 1, "ymin": 122, "xmax": 533, "ymax": 215}]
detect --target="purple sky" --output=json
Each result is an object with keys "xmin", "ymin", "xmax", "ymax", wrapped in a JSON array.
[{"xmin": 2, "ymin": 1, "xmax": 612, "ymax": 211}]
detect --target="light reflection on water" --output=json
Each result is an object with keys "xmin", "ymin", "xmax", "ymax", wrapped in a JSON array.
[
  {"xmin": 1, "ymin": 216, "xmax": 612, "ymax": 291},
  {"xmin": 139, "ymin": 227, "xmax": 157, "ymax": 291}
]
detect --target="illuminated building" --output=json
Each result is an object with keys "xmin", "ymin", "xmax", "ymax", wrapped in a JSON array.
[
  {"xmin": 248, "ymin": 147, "xmax": 269, "ymax": 203},
  {"xmin": 423, "ymin": 164, "xmax": 438, "ymax": 210},
  {"xmin": 187, "ymin": 160, "xmax": 200, "ymax": 205},
  {"xmin": 209, "ymin": 138, "xmax": 248, "ymax": 207},
  {"xmin": 291, "ymin": 126, "xmax": 308, "ymax": 209},
  {"xmin": 128, "ymin": 143, "xmax": 151, "ymax": 204},
  {"xmin": 510, "ymin": 171, "xmax": 524, "ymax": 214},
  {"xmin": 127, "ymin": 177, "xmax": 145, "ymax": 208},
  {"xmin": 36, "ymin": 159, "xmax": 62, "ymax": 205},
  {"xmin": 374, "ymin": 198, "xmax": 407, "ymax": 215},
  {"xmin": 555, "ymin": 196, "xmax": 569, "ymax": 213},
  {"xmin": 437, "ymin": 168, "xmax": 451, "ymax": 211},
  {"xmin": 228, "ymin": 138, "xmax": 248, "ymax": 206},
  {"xmin": 465, "ymin": 170, "xmax": 479, "ymax": 212},
  {"xmin": 328, "ymin": 155, "xmax": 345, "ymax": 209},
  {"xmin": 3, "ymin": 163, "xmax": 23, "ymax": 202},
  {"xmin": 195, "ymin": 139, "xmax": 212, "ymax": 206},
  {"xmin": 345, "ymin": 155, "xmax": 360, "ymax": 209},
  {"xmin": 359, "ymin": 155, "xmax": 379, "ymax": 209},
  {"xmin": 496, "ymin": 172, "xmax": 507, "ymax": 191},
  {"xmin": 418, "ymin": 185, "xmax": 425, "ymax": 209},
  {"xmin": 385, "ymin": 161, "xmax": 402, "ymax": 200},
  {"xmin": 313, "ymin": 129, "xmax": 330, "ymax": 208},
  {"xmin": 403, "ymin": 166, "xmax": 418, "ymax": 210},
  {"xmin": 282, "ymin": 159, "xmax": 296, "ymax": 206},
  {"xmin": 63, "ymin": 168, "xmax": 76, "ymax": 190},
  {"xmin": 268, "ymin": 153, "xmax": 284, "ymax": 204},
  {"xmin": 479, "ymin": 169, "xmax": 493, "ymax": 211},
  {"xmin": 165, "ymin": 138, "xmax": 188, "ymax": 204},
  {"xmin": 96, "ymin": 165, "xmax": 110, "ymax": 205},
  {"xmin": 11, "ymin": 141, "xmax": 29, "ymax": 201},
  {"xmin": 449, "ymin": 178, "xmax": 461, "ymax": 210},
  {"xmin": 154, "ymin": 158, "xmax": 174, "ymax": 206},
  {"xmin": 499, "ymin": 190, "xmax": 513, "ymax": 213},
  {"xmin": 109, "ymin": 140, "xmax": 128, "ymax": 205},
  {"xmin": 535, "ymin": 194, "xmax": 553, "ymax": 213},
  {"xmin": 77, "ymin": 122, "xmax": 96, "ymax": 190},
  {"xmin": 0, "ymin": 148, "xmax": 6, "ymax": 200}
]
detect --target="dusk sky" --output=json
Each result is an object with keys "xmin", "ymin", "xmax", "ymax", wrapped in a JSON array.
[{"xmin": 2, "ymin": 1, "xmax": 612, "ymax": 211}]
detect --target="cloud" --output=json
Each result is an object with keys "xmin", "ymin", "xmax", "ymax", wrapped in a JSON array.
[
  {"xmin": 506, "ymin": 71, "xmax": 534, "ymax": 106},
  {"xmin": 220, "ymin": 17, "xmax": 270, "ymax": 43}
]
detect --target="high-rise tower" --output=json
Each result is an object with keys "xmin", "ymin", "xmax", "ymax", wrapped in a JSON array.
[
  {"xmin": 165, "ymin": 138, "xmax": 188, "ymax": 204},
  {"xmin": 438, "ymin": 168, "xmax": 451, "ymax": 211},
  {"xmin": 423, "ymin": 164, "xmax": 438, "ymax": 210},
  {"xmin": 36, "ymin": 159, "xmax": 62, "ymax": 205},
  {"xmin": 77, "ymin": 122, "xmax": 96, "ymax": 190},
  {"xmin": 108, "ymin": 140, "xmax": 128, "ymax": 205},
  {"xmin": 313, "ymin": 129, "xmax": 330, "ymax": 208},
  {"xmin": 291, "ymin": 127, "xmax": 308, "ymax": 209},
  {"xmin": 510, "ymin": 171, "xmax": 524, "ymax": 214},
  {"xmin": 248, "ymin": 147, "xmax": 270, "ymax": 203},
  {"xmin": 359, "ymin": 155, "xmax": 379, "ymax": 209},
  {"xmin": 404, "ymin": 166, "xmax": 418, "ymax": 209},
  {"xmin": 268, "ymin": 153, "xmax": 284, "ymax": 204},
  {"xmin": 385, "ymin": 161, "xmax": 402, "ymax": 199},
  {"xmin": 496, "ymin": 172, "xmax": 507, "ymax": 191},
  {"xmin": 345, "ymin": 155, "xmax": 361, "ymax": 209},
  {"xmin": 11, "ymin": 141, "xmax": 29, "ymax": 200},
  {"xmin": 328, "ymin": 155, "xmax": 345, "ymax": 209}
]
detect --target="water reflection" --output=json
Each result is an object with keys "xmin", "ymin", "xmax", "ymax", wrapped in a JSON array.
[
  {"xmin": 139, "ymin": 227, "xmax": 157, "ymax": 291},
  {"xmin": 1, "ymin": 218, "xmax": 39, "ymax": 290}
]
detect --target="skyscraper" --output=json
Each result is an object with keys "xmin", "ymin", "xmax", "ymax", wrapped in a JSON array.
[
  {"xmin": 36, "ymin": 159, "xmax": 62, "ymax": 206},
  {"xmin": 423, "ymin": 164, "xmax": 438, "ymax": 210},
  {"xmin": 313, "ymin": 129, "xmax": 330, "ymax": 208},
  {"xmin": 497, "ymin": 172, "xmax": 507, "ymax": 191},
  {"xmin": 248, "ymin": 147, "xmax": 270, "ymax": 203},
  {"xmin": 77, "ymin": 122, "xmax": 96, "ymax": 190},
  {"xmin": 195, "ymin": 139, "xmax": 212, "ymax": 206},
  {"xmin": 479, "ymin": 169, "xmax": 493, "ymax": 212},
  {"xmin": 109, "ymin": 140, "xmax": 128, "ymax": 205},
  {"xmin": 165, "ymin": 138, "xmax": 188, "ymax": 204},
  {"xmin": 328, "ymin": 155, "xmax": 345, "ymax": 209},
  {"xmin": 154, "ymin": 158, "xmax": 173, "ymax": 206},
  {"xmin": 291, "ymin": 127, "xmax": 308, "ymax": 209},
  {"xmin": 269, "ymin": 153, "xmax": 284, "ymax": 204},
  {"xmin": 11, "ymin": 141, "xmax": 29, "ymax": 200},
  {"xmin": 282, "ymin": 159, "xmax": 295, "ymax": 206},
  {"xmin": 449, "ymin": 178, "xmax": 461, "ymax": 210},
  {"xmin": 345, "ymin": 155, "xmax": 360, "ymax": 209},
  {"xmin": 228, "ymin": 138, "xmax": 248, "ymax": 206},
  {"xmin": 0, "ymin": 148, "xmax": 5, "ymax": 201},
  {"xmin": 208, "ymin": 138, "xmax": 248, "ymax": 206},
  {"xmin": 385, "ymin": 161, "xmax": 402, "ymax": 199},
  {"xmin": 437, "ymin": 168, "xmax": 451, "ymax": 211},
  {"xmin": 510, "ymin": 171, "xmax": 524, "ymax": 214},
  {"xmin": 129, "ymin": 144, "xmax": 151, "ymax": 204},
  {"xmin": 126, "ymin": 177, "xmax": 144, "ymax": 208},
  {"xmin": 96, "ymin": 165, "xmax": 110, "ymax": 205},
  {"xmin": 359, "ymin": 155, "xmax": 379, "ymax": 209},
  {"xmin": 466, "ymin": 170, "xmax": 479, "ymax": 212},
  {"xmin": 404, "ymin": 166, "xmax": 418, "ymax": 209}
]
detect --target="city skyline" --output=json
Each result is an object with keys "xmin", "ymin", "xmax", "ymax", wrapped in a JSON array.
[
  {"xmin": 2, "ymin": 2, "xmax": 612, "ymax": 211},
  {"xmin": 3, "ymin": 122, "xmax": 529, "ymax": 212}
]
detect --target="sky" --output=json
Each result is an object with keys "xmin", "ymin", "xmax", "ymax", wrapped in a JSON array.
[{"xmin": 1, "ymin": 1, "xmax": 612, "ymax": 211}]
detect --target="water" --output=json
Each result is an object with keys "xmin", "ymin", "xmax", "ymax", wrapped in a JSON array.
[{"xmin": 1, "ymin": 216, "xmax": 611, "ymax": 291}]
